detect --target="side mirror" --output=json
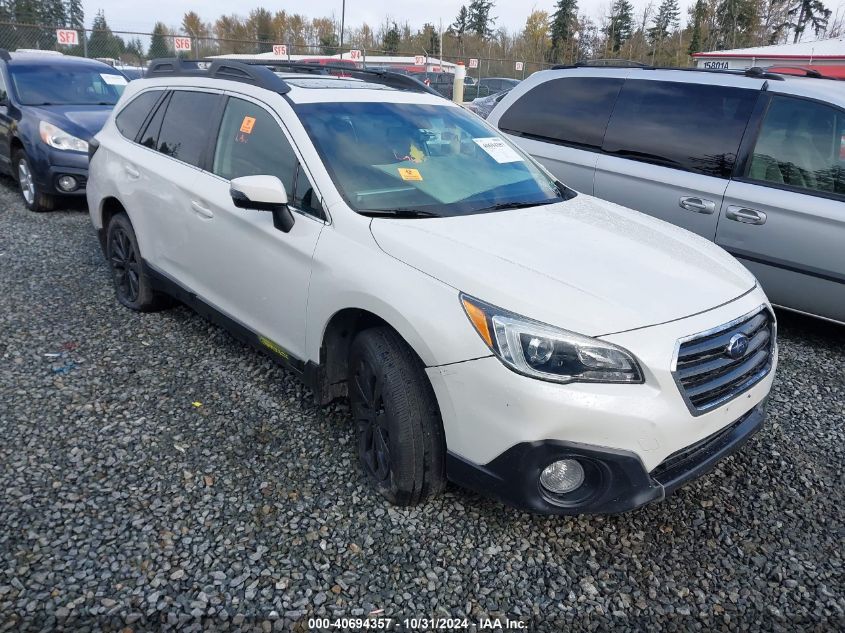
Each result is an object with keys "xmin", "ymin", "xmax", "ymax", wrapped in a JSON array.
[{"xmin": 229, "ymin": 175, "xmax": 295, "ymax": 233}]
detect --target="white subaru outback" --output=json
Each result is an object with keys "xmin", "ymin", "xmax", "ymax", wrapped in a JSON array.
[{"xmin": 87, "ymin": 58, "xmax": 777, "ymax": 514}]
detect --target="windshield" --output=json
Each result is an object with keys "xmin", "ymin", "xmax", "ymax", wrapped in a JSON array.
[
  {"xmin": 296, "ymin": 101, "xmax": 564, "ymax": 216},
  {"xmin": 10, "ymin": 66, "xmax": 127, "ymax": 105}
]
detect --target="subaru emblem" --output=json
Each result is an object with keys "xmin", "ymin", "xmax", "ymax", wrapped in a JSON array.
[{"xmin": 726, "ymin": 333, "xmax": 749, "ymax": 359}]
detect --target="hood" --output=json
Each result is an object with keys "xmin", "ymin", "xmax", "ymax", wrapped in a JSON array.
[
  {"xmin": 370, "ymin": 195, "xmax": 756, "ymax": 336},
  {"xmin": 27, "ymin": 105, "xmax": 113, "ymax": 141}
]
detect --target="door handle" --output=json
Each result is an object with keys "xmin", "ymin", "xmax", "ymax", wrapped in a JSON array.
[
  {"xmin": 124, "ymin": 164, "xmax": 140, "ymax": 180},
  {"xmin": 679, "ymin": 196, "xmax": 716, "ymax": 214},
  {"xmin": 191, "ymin": 200, "xmax": 214, "ymax": 219},
  {"xmin": 726, "ymin": 205, "xmax": 767, "ymax": 225}
]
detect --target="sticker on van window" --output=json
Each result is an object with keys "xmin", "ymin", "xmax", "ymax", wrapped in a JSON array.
[
  {"xmin": 398, "ymin": 168, "xmax": 423, "ymax": 181},
  {"xmin": 240, "ymin": 116, "xmax": 256, "ymax": 134},
  {"xmin": 100, "ymin": 73, "xmax": 128, "ymax": 86},
  {"xmin": 473, "ymin": 137, "xmax": 523, "ymax": 164}
]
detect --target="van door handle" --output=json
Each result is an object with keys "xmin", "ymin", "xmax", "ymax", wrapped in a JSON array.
[
  {"xmin": 726, "ymin": 205, "xmax": 767, "ymax": 225},
  {"xmin": 679, "ymin": 196, "xmax": 716, "ymax": 214},
  {"xmin": 191, "ymin": 200, "xmax": 214, "ymax": 219},
  {"xmin": 124, "ymin": 164, "xmax": 140, "ymax": 180}
]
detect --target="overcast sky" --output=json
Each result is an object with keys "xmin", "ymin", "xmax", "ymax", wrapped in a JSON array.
[{"xmin": 83, "ymin": 0, "xmax": 699, "ymax": 34}]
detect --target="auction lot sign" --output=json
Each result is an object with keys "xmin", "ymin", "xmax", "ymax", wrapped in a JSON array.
[
  {"xmin": 56, "ymin": 29, "xmax": 78, "ymax": 46},
  {"xmin": 173, "ymin": 37, "xmax": 192, "ymax": 52}
]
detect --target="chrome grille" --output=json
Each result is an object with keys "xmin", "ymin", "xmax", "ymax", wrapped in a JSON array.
[{"xmin": 673, "ymin": 308, "xmax": 775, "ymax": 414}]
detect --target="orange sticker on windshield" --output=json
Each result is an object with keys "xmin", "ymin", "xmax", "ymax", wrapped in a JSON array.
[
  {"xmin": 240, "ymin": 116, "xmax": 256, "ymax": 134},
  {"xmin": 398, "ymin": 168, "xmax": 422, "ymax": 181}
]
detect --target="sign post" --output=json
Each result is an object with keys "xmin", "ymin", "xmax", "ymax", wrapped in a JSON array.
[{"xmin": 56, "ymin": 29, "xmax": 78, "ymax": 47}]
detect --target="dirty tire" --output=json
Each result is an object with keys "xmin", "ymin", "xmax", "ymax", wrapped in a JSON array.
[
  {"xmin": 349, "ymin": 326, "xmax": 447, "ymax": 506},
  {"xmin": 106, "ymin": 212, "xmax": 170, "ymax": 312},
  {"xmin": 14, "ymin": 149, "xmax": 55, "ymax": 212}
]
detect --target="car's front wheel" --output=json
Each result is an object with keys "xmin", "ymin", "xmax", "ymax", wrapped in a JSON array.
[
  {"xmin": 106, "ymin": 213, "xmax": 170, "ymax": 312},
  {"xmin": 14, "ymin": 149, "xmax": 54, "ymax": 212},
  {"xmin": 349, "ymin": 327, "xmax": 446, "ymax": 506}
]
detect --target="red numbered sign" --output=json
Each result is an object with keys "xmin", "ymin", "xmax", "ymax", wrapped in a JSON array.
[
  {"xmin": 414, "ymin": 55, "xmax": 426, "ymax": 66},
  {"xmin": 56, "ymin": 29, "xmax": 78, "ymax": 46},
  {"xmin": 272, "ymin": 44, "xmax": 287, "ymax": 56},
  {"xmin": 173, "ymin": 37, "xmax": 192, "ymax": 52},
  {"xmin": 349, "ymin": 49, "xmax": 361, "ymax": 61},
  {"xmin": 469, "ymin": 58, "xmax": 479, "ymax": 69}
]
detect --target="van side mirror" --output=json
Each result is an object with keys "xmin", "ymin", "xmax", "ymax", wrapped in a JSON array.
[{"xmin": 229, "ymin": 175, "xmax": 295, "ymax": 233}]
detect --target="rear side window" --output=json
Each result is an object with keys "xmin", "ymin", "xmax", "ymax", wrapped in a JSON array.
[
  {"xmin": 498, "ymin": 77, "xmax": 624, "ymax": 150},
  {"xmin": 603, "ymin": 80, "xmax": 757, "ymax": 178},
  {"xmin": 748, "ymin": 95, "xmax": 844, "ymax": 196},
  {"xmin": 115, "ymin": 91, "xmax": 161, "ymax": 141},
  {"xmin": 155, "ymin": 90, "xmax": 220, "ymax": 167}
]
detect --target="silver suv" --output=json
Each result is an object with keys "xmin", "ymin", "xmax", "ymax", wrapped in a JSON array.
[{"xmin": 489, "ymin": 66, "xmax": 845, "ymax": 324}]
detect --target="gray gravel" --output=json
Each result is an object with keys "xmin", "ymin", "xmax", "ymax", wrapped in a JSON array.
[{"xmin": 1, "ymin": 178, "xmax": 843, "ymax": 632}]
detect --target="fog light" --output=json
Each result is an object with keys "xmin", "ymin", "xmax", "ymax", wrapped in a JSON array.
[
  {"xmin": 58, "ymin": 175, "xmax": 77, "ymax": 192},
  {"xmin": 540, "ymin": 459, "xmax": 585, "ymax": 494}
]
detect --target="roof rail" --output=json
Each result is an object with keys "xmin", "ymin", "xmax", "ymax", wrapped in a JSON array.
[
  {"xmin": 0, "ymin": 48, "xmax": 10, "ymax": 62},
  {"xmin": 553, "ymin": 59, "xmax": 648, "ymax": 69},
  {"xmin": 146, "ymin": 57, "xmax": 292, "ymax": 94},
  {"xmin": 226, "ymin": 58, "xmax": 440, "ymax": 96},
  {"xmin": 548, "ymin": 61, "xmax": 786, "ymax": 81},
  {"xmin": 144, "ymin": 57, "xmax": 440, "ymax": 96},
  {"xmin": 762, "ymin": 65, "xmax": 842, "ymax": 80}
]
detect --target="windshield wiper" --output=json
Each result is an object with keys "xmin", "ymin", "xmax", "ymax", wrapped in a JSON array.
[
  {"xmin": 476, "ymin": 199, "xmax": 560, "ymax": 212},
  {"xmin": 358, "ymin": 209, "xmax": 442, "ymax": 218}
]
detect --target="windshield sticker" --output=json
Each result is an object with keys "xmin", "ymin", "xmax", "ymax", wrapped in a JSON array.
[
  {"xmin": 473, "ymin": 137, "xmax": 523, "ymax": 164},
  {"xmin": 100, "ymin": 73, "xmax": 128, "ymax": 86},
  {"xmin": 398, "ymin": 168, "xmax": 423, "ymax": 181},
  {"xmin": 240, "ymin": 116, "xmax": 256, "ymax": 134}
]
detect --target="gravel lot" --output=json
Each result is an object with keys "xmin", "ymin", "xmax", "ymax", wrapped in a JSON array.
[{"xmin": 1, "ymin": 179, "xmax": 843, "ymax": 632}]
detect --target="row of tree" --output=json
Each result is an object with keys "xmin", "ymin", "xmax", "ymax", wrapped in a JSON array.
[{"xmin": 0, "ymin": 0, "xmax": 843, "ymax": 73}]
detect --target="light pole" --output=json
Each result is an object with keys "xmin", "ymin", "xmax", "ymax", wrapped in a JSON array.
[{"xmin": 340, "ymin": 0, "xmax": 346, "ymax": 51}]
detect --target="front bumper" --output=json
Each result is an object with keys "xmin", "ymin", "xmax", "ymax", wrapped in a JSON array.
[
  {"xmin": 32, "ymin": 148, "xmax": 88, "ymax": 196},
  {"xmin": 447, "ymin": 404, "xmax": 765, "ymax": 515}
]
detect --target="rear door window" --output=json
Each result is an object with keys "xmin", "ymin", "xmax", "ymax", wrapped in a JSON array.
[
  {"xmin": 115, "ymin": 91, "xmax": 162, "ymax": 141},
  {"xmin": 155, "ymin": 90, "xmax": 220, "ymax": 167},
  {"xmin": 747, "ymin": 95, "xmax": 844, "ymax": 196},
  {"xmin": 498, "ymin": 77, "xmax": 624, "ymax": 150},
  {"xmin": 602, "ymin": 79, "xmax": 757, "ymax": 178}
]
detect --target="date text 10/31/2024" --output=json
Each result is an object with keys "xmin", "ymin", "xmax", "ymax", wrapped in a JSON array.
[{"xmin": 307, "ymin": 617, "xmax": 529, "ymax": 630}]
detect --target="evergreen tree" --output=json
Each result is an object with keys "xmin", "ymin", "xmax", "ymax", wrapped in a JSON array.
[
  {"xmin": 148, "ymin": 21, "xmax": 170, "ymax": 59},
  {"xmin": 421, "ymin": 22, "xmax": 439, "ymax": 55},
  {"xmin": 383, "ymin": 21, "xmax": 400, "ymax": 53},
  {"xmin": 451, "ymin": 5, "xmax": 469, "ymax": 52},
  {"xmin": 67, "ymin": 0, "xmax": 84, "ymax": 30},
  {"xmin": 549, "ymin": 0, "xmax": 578, "ymax": 62},
  {"xmin": 688, "ymin": 0, "xmax": 706, "ymax": 54},
  {"xmin": 467, "ymin": 0, "xmax": 495, "ymax": 39},
  {"xmin": 786, "ymin": 0, "xmax": 831, "ymax": 42},
  {"xmin": 605, "ymin": 0, "xmax": 634, "ymax": 53},
  {"xmin": 88, "ymin": 10, "xmax": 125, "ymax": 58},
  {"xmin": 647, "ymin": 0, "xmax": 680, "ymax": 46},
  {"xmin": 43, "ymin": 0, "xmax": 67, "ymax": 26}
]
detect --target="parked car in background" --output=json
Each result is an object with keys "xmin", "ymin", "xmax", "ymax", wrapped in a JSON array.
[
  {"xmin": 0, "ymin": 49, "xmax": 127, "ymax": 211},
  {"xmin": 412, "ymin": 71, "xmax": 474, "ymax": 100},
  {"xmin": 465, "ymin": 89, "xmax": 512, "ymax": 119},
  {"xmin": 87, "ymin": 59, "xmax": 776, "ymax": 514},
  {"xmin": 464, "ymin": 77, "xmax": 520, "ymax": 101},
  {"xmin": 489, "ymin": 66, "xmax": 845, "ymax": 324}
]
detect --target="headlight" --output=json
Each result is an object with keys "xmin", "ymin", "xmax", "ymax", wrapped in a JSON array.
[
  {"xmin": 39, "ymin": 121, "xmax": 88, "ymax": 152},
  {"xmin": 460, "ymin": 293, "xmax": 643, "ymax": 384}
]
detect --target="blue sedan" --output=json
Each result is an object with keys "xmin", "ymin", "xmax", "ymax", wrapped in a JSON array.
[{"xmin": 0, "ymin": 50, "xmax": 127, "ymax": 211}]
